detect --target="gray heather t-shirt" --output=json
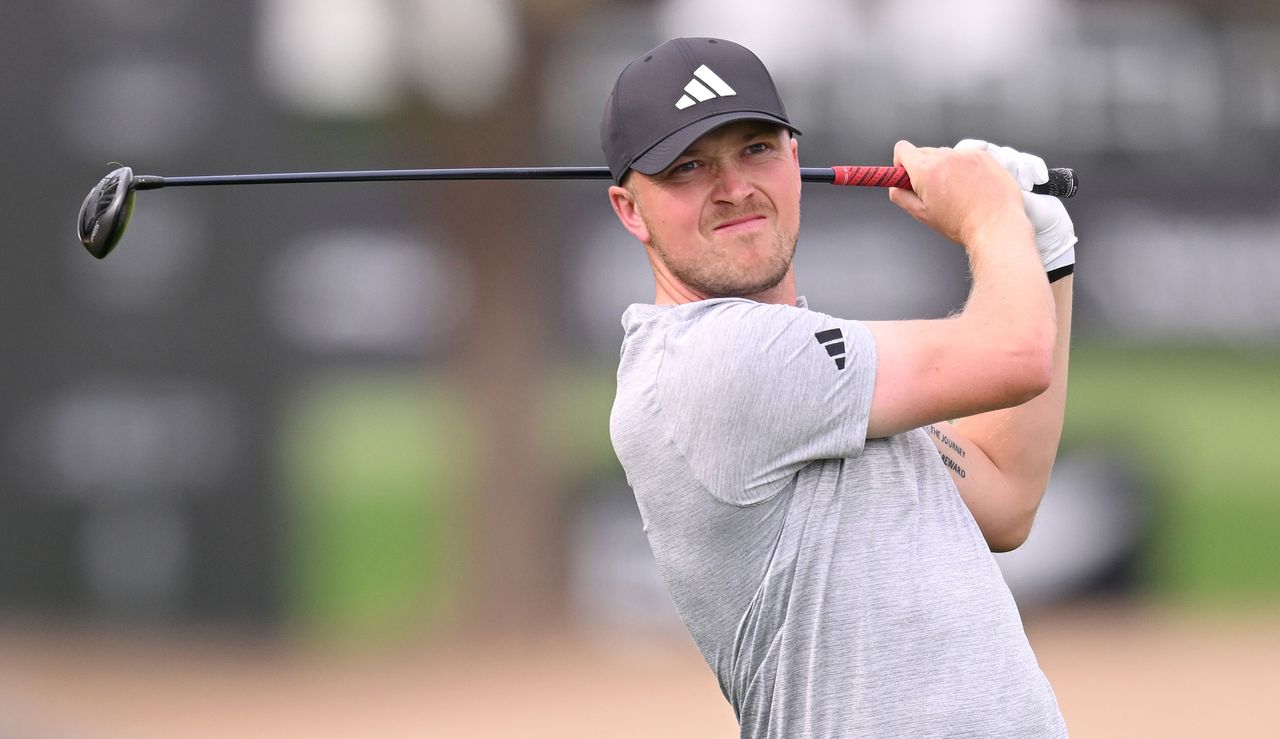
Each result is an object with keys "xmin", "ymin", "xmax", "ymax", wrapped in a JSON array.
[{"xmin": 610, "ymin": 297, "xmax": 1066, "ymax": 739}]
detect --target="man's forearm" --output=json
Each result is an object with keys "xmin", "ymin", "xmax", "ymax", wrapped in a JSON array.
[{"xmin": 962, "ymin": 220, "xmax": 1058, "ymax": 394}]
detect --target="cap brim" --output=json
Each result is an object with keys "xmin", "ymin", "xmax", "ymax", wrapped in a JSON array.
[{"xmin": 628, "ymin": 111, "xmax": 800, "ymax": 177}]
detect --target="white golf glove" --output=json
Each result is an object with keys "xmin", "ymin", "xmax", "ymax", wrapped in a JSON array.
[{"xmin": 955, "ymin": 139, "xmax": 1076, "ymax": 280}]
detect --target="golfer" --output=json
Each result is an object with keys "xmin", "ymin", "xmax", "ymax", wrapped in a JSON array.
[{"xmin": 603, "ymin": 38, "xmax": 1074, "ymax": 737}]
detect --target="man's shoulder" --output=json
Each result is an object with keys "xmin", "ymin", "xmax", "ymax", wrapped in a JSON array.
[
  {"xmin": 620, "ymin": 299, "xmax": 869, "ymax": 378},
  {"xmin": 622, "ymin": 298, "xmax": 810, "ymax": 342},
  {"xmin": 617, "ymin": 299, "xmax": 797, "ymax": 403},
  {"xmin": 629, "ymin": 300, "xmax": 866, "ymax": 397},
  {"xmin": 622, "ymin": 297, "xmax": 760, "ymax": 327}
]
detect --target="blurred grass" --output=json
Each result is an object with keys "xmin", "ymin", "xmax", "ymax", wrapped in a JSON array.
[
  {"xmin": 1065, "ymin": 343, "xmax": 1280, "ymax": 603},
  {"xmin": 544, "ymin": 361, "xmax": 626, "ymax": 484},
  {"xmin": 280, "ymin": 371, "xmax": 469, "ymax": 643}
]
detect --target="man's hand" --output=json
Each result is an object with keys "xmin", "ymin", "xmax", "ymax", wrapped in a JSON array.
[
  {"xmin": 955, "ymin": 139, "xmax": 1077, "ymax": 276},
  {"xmin": 888, "ymin": 140, "xmax": 1032, "ymax": 252}
]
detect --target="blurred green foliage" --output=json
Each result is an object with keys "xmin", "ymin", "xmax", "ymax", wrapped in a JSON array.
[
  {"xmin": 280, "ymin": 372, "xmax": 469, "ymax": 643},
  {"xmin": 1066, "ymin": 343, "xmax": 1280, "ymax": 603}
]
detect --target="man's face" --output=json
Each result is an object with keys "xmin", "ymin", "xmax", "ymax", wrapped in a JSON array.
[{"xmin": 612, "ymin": 121, "xmax": 802, "ymax": 300}]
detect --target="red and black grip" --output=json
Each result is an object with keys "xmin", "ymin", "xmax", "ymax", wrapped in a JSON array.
[
  {"xmin": 800, "ymin": 166, "xmax": 1078, "ymax": 198},
  {"xmin": 832, "ymin": 166, "xmax": 912, "ymax": 188}
]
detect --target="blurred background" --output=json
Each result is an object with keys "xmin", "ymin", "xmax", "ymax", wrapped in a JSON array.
[{"xmin": 2, "ymin": 0, "xmax": 1278, "ymax": 736}]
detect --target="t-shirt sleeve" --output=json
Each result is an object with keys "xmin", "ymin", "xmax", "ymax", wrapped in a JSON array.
[{"xmin": 657, "ymin": 300, "xmax": 876, "ymax": 506}]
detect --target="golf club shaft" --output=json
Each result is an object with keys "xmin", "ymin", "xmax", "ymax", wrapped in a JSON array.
[{"xmin": 133, "ymin": 166, "xmax": 1077, "ymax": 197}]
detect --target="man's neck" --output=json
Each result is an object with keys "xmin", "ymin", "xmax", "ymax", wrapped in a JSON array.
[{"xmin": 654, "ymin": 270, "xmax": 798, "ymax": 306}]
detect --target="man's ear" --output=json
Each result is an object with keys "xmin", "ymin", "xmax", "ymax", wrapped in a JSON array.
[
  {"xmin": 790, "ymin": 133, "xmax": 799, "ymax": 165},
  {"xmin": 608, "ymin": 184, "xmax": 650, "ymax": 244}
]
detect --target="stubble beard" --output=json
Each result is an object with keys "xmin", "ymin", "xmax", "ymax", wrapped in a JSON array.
[{"xmin": 648, "ymin": 213, "xmax": 799, "ymax": 299}]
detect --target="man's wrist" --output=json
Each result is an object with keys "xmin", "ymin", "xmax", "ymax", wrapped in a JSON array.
[
  {"xmin": 1043, "ymin": 239, "xmax": 1076, "ymax": 280},
  {"xmin": 1047, "ymin": 264, "xmax": 1074, "ymax": 283},
  {"xmin": 966, "ymin": 212, "xmax": 1036, "ymax": 257}
]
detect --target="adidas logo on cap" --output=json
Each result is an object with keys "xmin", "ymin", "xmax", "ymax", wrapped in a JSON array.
[{"xmin": 675, "ymin": 65, "xmax": 736, "ymax": 109}]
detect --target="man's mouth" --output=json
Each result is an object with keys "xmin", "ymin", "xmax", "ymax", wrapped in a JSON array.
[{"xmin": 713, "ymin": 214, "xmax": 767, "ymax": 233}]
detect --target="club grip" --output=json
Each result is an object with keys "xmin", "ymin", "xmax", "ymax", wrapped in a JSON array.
[{"xmin": 830, "ymin": 165, "xmax": 1077, "ymax": 198}]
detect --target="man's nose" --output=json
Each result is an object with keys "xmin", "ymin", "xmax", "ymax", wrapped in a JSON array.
[{"xmin": 711, "ymin": 161, "xmax": 754, "ymax": 203}]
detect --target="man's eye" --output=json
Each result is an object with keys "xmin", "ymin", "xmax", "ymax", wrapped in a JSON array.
[
  {"xmin": 669, "ymin": 160, "xmax": 700, "ymax": 175},
  {"xmin": 746, "ymin": 142, "xmax": 771, "ymax": 155}
]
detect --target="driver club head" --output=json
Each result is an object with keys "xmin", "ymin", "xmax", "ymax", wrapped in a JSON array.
[{"xmin": 78, "ymin": 166, "xmax": 136, "ymax": 259}]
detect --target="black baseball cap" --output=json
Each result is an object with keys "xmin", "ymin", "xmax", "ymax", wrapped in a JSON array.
[{"xmin": 601, "ymin": 37, "xmax": 800, "ymax": 184}]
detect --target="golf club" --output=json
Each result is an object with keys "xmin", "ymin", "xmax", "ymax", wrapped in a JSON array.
[{"xmin": 77, "ymin": 164, "xmax": 1077, "ymax": 260}]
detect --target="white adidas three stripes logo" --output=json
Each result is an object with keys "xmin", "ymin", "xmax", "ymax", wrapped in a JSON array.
[{"xmin": 675, "ymin": 65, "xmax": 736, "ymax": 110}]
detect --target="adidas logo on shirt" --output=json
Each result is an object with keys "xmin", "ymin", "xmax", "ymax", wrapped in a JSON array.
[
  {"xmin": 675, "ymin": 65, "xmax": 736, "ymax": 110},
  {"xmin": 814, "ymin": 328, "xmax": 846, "ymax": 370}
]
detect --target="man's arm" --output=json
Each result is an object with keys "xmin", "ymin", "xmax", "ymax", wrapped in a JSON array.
[
  {"xmin": 916, "ymin": 140, "xmax": 1076, "ymax": 551},
  {"xmin": 863, "ymin": 142, "xmax": 1056, "ymax": 439},
  {"xmin": 923, "ymin": 275, "xmax": 1073, "ymax": 551}
]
